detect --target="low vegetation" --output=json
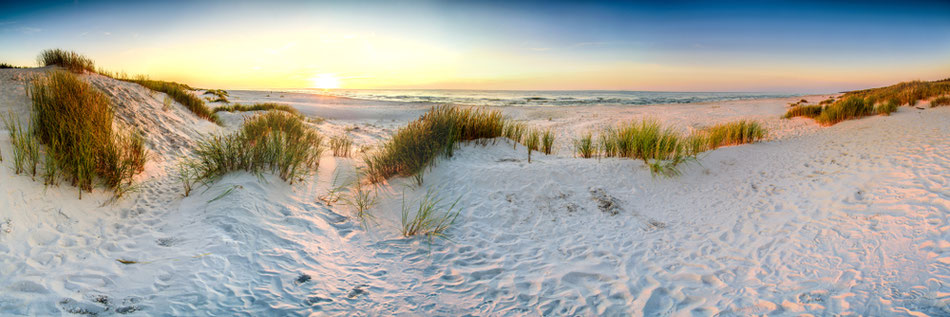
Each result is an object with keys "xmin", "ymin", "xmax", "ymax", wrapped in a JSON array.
[
  {"xmin": 524, "ymin": 129, "xmax": 540, "ymax": 162},
  {"xmin": 782, "ymin": 104, "xmax": 823, "ymax": 119},
  {"xmin": 203, "ymin": 89, "xmax": 229, "ymax": 103},
  {"xmin": 123, "ymin": 77, "xmax": 219, "ymax": 123},
  {"xmin": 931, "ymin": 96, "xmax": 950, "ymax": 107},
  {"xmin": 703, "ymin": 120, "xmax": 767, "ymax": 148},
  {"xmin": 815, "ymin": 96, "xmax": 874, "ymax": 125},
  {"xmin": 329, "ymin": 134, "xmax": 353, "ymax": 157},
  {"xmin": 342, "ymin": 175, "xmax": 377, "ymax": 222},
  {"xmin": 182, "ymin": 110, "xmax": 323, "ymax": 189},
  {"xmin": 400, "ymin": 190, "xmax": 461, "ymax": 238},
  {"xmin": 2, "ymin": 112, "xmax": 39, "ymax": 178},
  {"xmin": 843, "ymin": 79, "xmax": 950, "ymax": 106},
  {"xmin": 541, "ymin": 129, "xmax": 555, "ymax": 155},
  {"xmin": 37, "ymin": 49, "xmax": 95, "ymax": 73},
  {"xmin": 213, "ymin": 102, "xmax": 301, "ymax": 117},
  {"xmin": 599, "ymin": 119, "xmax": 704, "ymax": 176},
  {"xmin": 573, "ymin": 132, "xmax": 594, "ymax": 158},
  {"xmin": 363, "ymin": 106, "xmax": 507, "ymax": 183},
  {"xmin": 27, "ymin": 70, "xmax": 147, "ymax": 198},
  {"xmin": 1, "ymin": 63, "xmax": 23, "ymax": 69}
]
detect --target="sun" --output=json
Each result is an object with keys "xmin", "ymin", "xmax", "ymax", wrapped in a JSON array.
[{"xmin": 310, "ymin": 73, "xmax": 340, "ymax": 89}]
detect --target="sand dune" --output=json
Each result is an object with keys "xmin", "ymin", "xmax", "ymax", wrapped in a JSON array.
[{"xmin": 1, "ymin": 68, "xmax": 948, "ymax": 315}]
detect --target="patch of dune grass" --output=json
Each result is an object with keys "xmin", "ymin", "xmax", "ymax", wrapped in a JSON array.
[
  {"xmin": 213, "ymin": 102, "xmax": 301, "ymax": 117},
  {"xmin": 329, "ymin": 134, "xmax": 353, "ymax": 157},
  {"xmin": 574, "ymin": 132, "xmax": 594, "ymax": 158},
  {"xmin": 203, "ymin": 89, "xmax": 229, "ymax": 103},
  {"xmin": 122, "ymin": 76, "xmax": 219, "ymax": 123},
  {"xmin": 599, "ymin": 119, "xmax": 707, "ymax": 176},
  {"xmin": 782, "ymin": 104, "xmax": 823, "ymax": 119},
  {"xmin": 37, "ymin": 49, "xmax": 95, "ymax": 73},
  {"xmin": 524, "ymin": 129, "xmax": 540, "ymax": 163},
  {"xmin": 541, "ymin": 129, "xmax": 555, "ymax": 155},
  {"xmin": 503, "ymin": 122, "xmax": 526, "ymax": 148},
  {"xmin": 815, "ymin": 96, "xmax": 873, "ymax": 126},
  {"xmin": 875, "ymin": 99, "xmax": 899, "ymax": 115},
  {"xmin": 28, "ymin": 71, "xmax": 147, "ymax": 198},
  {"xmin": 401, "ymin": 190, "xmax": 461, "ymax": 238},
  {"xmin": 842, "ymin": 79, "xmax": 950, "ymax": 107},
  {"xmin": 364, "ymin": 106, "xmax": 507, "ymax": 183},
  {"xmin": 704, "ymin": 120, "xmax": 766, "ymax": 149},
  {"xmin": 931, "ymin": 96, "xmax": 950, "ymax": 107},
  {"xmin": 3, "ymin": 112, "xmax": 40, "ymax": 177},
  {"xmin": 342, "ymin": 172, "xmax": 377, "ymax": 221},
  {"xmin": 1, "ymin": 63, "xmax": 23, "ymax": 69},
  {"xmin": 184, "ymin": 111, "xmax": 324, "ymax": 187}
]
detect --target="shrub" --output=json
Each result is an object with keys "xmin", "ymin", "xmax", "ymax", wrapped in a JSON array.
[
  {"xmin": 214, "ymin": 102, "xmax": 300, "ymax": 117},
  {"xmin": 329, "ymin": 134, "xmax": 353, "ymax": 157},
  {"xmin": 574, "ymin": 132, "xmax": 594, "ymax": 158},
  {"xmin": 401, "ymin": 190, "xmax": 461, "ymax": 238},
  {"xmin": 782, "ymin": 104, "xmax": 823, "ymax": 119},
  {"xmin": 815, "ymin": 96, "xmax": 873, "ymax": 125},
  {"xmin": 185, "ymin": 111, "xmax": 324, "ymax": 186},
  {"xmin": 37, "ymin": 49, "xmax": 95, "ymax": 73},
  {"xmin": 704, "ymin": 120, "xmax": 767, "ymax": 148},
  {"xmin": 28, "ymin": 71, "xmax": 146, "ymax": 198},
  {"xmin": 931, "ymin": 96, "xmax": 950, "ymax": 107},
  {"xmin": 123, "ymin": 77, "xmax": 219, "ymax": 123},
  {"xmin": 364, "ymin": 106, "xmax": 507, "ymax": 183},
  {"xmin": 541, "ymin": 129, "xmax": 555, "ymax": 155}
]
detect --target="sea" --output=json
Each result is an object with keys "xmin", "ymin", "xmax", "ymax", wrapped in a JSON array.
[{"xmin": 285, "ymin": 89, "xmax": 803, "ymax": 107}]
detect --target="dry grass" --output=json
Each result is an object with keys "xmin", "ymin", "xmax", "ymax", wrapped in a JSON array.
[
  {"xmin": 329, "ymin": 134, "xmax": 353, "ymax": 157},
  {"xmin": 574, "ymin": 132, "xmax": 595, "ymax": 158},
  {"xmin": 931, "ymin": 96, "xmax": 950, "ymax": 107},
  {"xmin": 28, "ymin": 70, "xmax": 147, "ymax": 198},
  {"xmin": 213, "ymin": 102, "xmax": 300, "ymax": 117},
  {"xmin": 121, "ymin": 76, "xmax": 219, "ymax": 123},
  {"xmin": 541, "ymin": 129, "xmax": 555, "ymax": 155},
  {"xmin": 815, "ymin": 96, "xmax": 873, "ymax": 125},
  {"xmin": 38, "ymin": 49, "xmax": 95, "ymax": 73}
]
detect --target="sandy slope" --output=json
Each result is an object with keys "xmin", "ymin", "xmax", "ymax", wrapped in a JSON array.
[{"xmin": 0, "ymin": 69, "xmax": 948, "ymax": 316}]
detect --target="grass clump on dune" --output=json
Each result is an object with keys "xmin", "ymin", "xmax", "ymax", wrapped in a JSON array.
[
  {"xmin": 573, "ymin": 132, "xmax": 594, "ymax": 158},
  {"xmin": 364, "ymin": 106, "xmax": 507, "ymax": 183},
  {"xmin": 28, "ymin": 71, "xmax": 147, "ymax": 198},
  {"xmin": 2, "ymin": 112, "xmax": 40, "ymax": 177},
  {"xmin": 815, "ymin": 96, "xmax": 874, "ymax": 126},
  {"xmin": 704, "ymin": 120, "xmax": 766, "ymax": 149},
  {"xmin": 213, "ymin": 102, "xmax": 301, "ymax": 117},
  {"xmin": 329, "ymin": 134, "xmax": 353, "ymax": 157},
  {"xmin": 1, "ymin": 63, "xmax": 23, "ymax": 69},
  {"xmin": 541, "ymin": 129, "xmax": 555, "ymax": 155},
  {"xmin": 782, "ymin": 104, "xmax": 823, "ymax": 119},
  {"xmin": 184, "ymin": 110, "xmax": 323, "ymax": 189},
  {"xmin": 38, "ymin": 49, "xmax": 95, "ymax": 73},
  {"xmin": 203, "ymin": 89, "xmax": 229, "ymax": 103},
  {"xmin": 599, "ymin": 119, "xmax": 708, "ymax": 177},
  {"xmin": 122, "ymin": 77, "xmax": 219, "ymax": 123},
  {"xmin": 401, "ymin": 190, "xmax": 461, "ymax": 238},
  {"xmin": 931, "ymin": 96, "xmax": 950, "ymax": 107},
  {"xmin": 843, "ymin": 79, "xmax": 950, "ymax": 106}
]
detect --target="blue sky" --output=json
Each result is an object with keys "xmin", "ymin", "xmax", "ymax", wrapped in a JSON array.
[{"xmin": 2, "ymin": 0, "xmax": 949, "ymax": 92}]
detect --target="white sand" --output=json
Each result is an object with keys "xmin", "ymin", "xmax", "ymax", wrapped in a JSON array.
[{"xmin": 1, "ymin": 68, "xmax": 948, "ymax": 315}]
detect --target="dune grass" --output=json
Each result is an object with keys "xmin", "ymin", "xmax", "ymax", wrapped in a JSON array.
[
  {"xmin": 363, "ymin": 106, "xmax": 507, "ymax": 183},
  {"xmin": 541, "ymin": 129, "xmax": 555, "ymax": 155},
  {"xmin": 574, "ymin": 132, "xmax": 595, "ymax": 158},
  {"xmin": 597, "ymin": 119, "xmax": 711, "ymax": 176},
  {"xmin": 843, "ymin": 79, "xmax": 950, "ymax": 107},
  {"xmin": 183, "ymin": 111, "xmax": 324, "ymax": 188},
  {"xmin": 342, "ymin": 171, "xmax": 377, "ymax": 221},
  {"xmin": 782, "ymin": 104, "xmax": 823, "ymax": 119},
  {"xmin": 931, "ymin": 96, "xmax": 950, "ymax": 107},
  {"xmin": 1, "ymin": 63, "xmax": 23, "ymax": 69},
  {"xmin": 329, "ymin": 134, "xmax": 353, "ymax": 157},
  {"xmin": 503, "ymin": 122, "xmax": 526, "ymax": 149},
  {"xmin": 524, "ymin": 129, "xmax": 540, "ymax": 163},
  {"xmin": 121, "ymin": 77, "xmax": 219, "ymax": 123},
  {"xmin": 704, "ymin": 120, "xmax": 767, "ymax": 148},
  {"xmin": 815, "ymin": 96, "xmax": 873, "ymax": 125},
  {"xmin": 28, "ymin": 70, "xmax": 147, "ymax": 198},
  {"xmin": 213, "ymin": 102, "xmax": 301, "ymax": 117},
  {"xmin": 875, "ymin": 99, "xmax": 899, "ymax": 115},
  {"xmin": 2, "ymin": 112, "xmax": 40, "ymax": 177},
  {"xmin": 37, "ymin": 49, "xmax": 95, "ymax": 73},
  {"xmin": 203, "ymin": 89, "xmax": 229, "ymax": 103},
  {"xmin": 401, "ymin": 190, "xmax": 461, "ymax": 238}
]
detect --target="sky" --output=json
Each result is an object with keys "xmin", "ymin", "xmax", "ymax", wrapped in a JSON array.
[{"xmin": 1, "ymin": 0, "xmax": 949, "ymax": 93}]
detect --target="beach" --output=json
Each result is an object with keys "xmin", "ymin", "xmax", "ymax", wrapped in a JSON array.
[{"xmin": 1, "ymin": 67, "xmax": 949, "ymax": 315}]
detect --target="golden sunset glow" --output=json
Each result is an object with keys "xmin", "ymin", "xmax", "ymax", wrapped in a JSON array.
[{"xmin": 310, "ymin": 73, "xmax": 340, "ymax": 89}]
